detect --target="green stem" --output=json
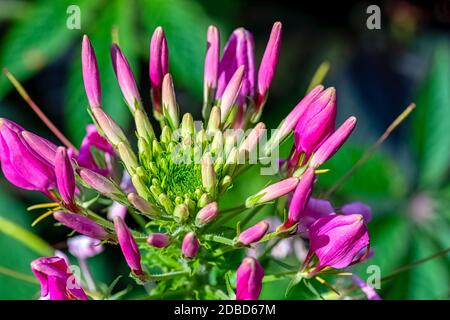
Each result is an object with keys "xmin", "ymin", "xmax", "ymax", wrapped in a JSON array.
[
  {"xmin": 203, "ymin": 234, "xmax": 236, "ymax": 246},
  {"xmin": 145, "ymin": 270, "xmax": 190, "ymax": 281},
  {"xmin": 324, "ymin": 103, "xmax": 416, "ymax": 198},
  {"xmin": 0, "ymin": 265, "xmax": 39, "ymax": 284}
]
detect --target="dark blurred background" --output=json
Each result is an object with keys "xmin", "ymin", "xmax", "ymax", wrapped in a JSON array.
[{"xmin": 0, "ymin": 0, "xmax": 449, "ymax": 299}]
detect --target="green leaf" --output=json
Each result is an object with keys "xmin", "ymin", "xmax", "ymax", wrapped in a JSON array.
[
  {"xmin": 0, "ymin": 0, "xmax": 99, "ymax": 98},
  {"xmin": 138, "ymin": 0, "xmax": 215, "ymax": 103},
  {"xmin": 407, "ymin": 231, "xmax": 449, "ymax": 299},
  {"xmin": 0, "ymin": 188, "xmax": 52, "ymax": 299},
  {"xmin": 64, "ymin": 0, "xmax": 137, "ymax": 144},
  {"xmin": 0, "ymin": 216, "xmax": 53, "ymax": 256},
  {"xmin": 412, "ymin": 42, "xmax": 450, "ymax": 188}
]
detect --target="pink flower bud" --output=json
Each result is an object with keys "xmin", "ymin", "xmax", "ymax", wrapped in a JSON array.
[
  {"xmin": 195, "ymin": 201, "xmax": 219, "ymax": 226},
  {"xmin": 310, "ymin": 116, "xmax": 357, "ymax": 168},
  {"xmin": 304, "ymin": 214, "xmax": 370, "ymax": 276},
  {"xmin": 236, "ymin": 257, "xmax": 264, "ymax": 300},
  {"xmin": 285, "ymin": 168, "xmax": 316, "ymax": 227},
  {"xmin": 204, "ymin": 25, "xmax": 220, "ymax": 100},
  {"xmin": 238, "ymin": 221, "xmax": 269, "ymax": 245},
  {"xmin": 21, "ymin": 131, "xmax": 57, "ymax": 166},
  {"xmin": 79, "ymin": 168, "xmax": 120, "ymax": 195},
  {"xmin": 182, "ymin": 232, "xmax": 199, "ymax": 259},
  {"xmin": 150, "ymin": 26, "xmax": 169, "ymax": 114},
  {"xmin": 294, "ymin": 87, "xmax": 337, "ymax": 157},
  {"xmin": 219, "ymin": 65, "xmax": 245, "ymax": 122},
  {"xmin": 147, "ymin": 233, "xmax": 170, "ymax": 248},
  {"xmin": 91, "ymin": 107, "xmax": 128, "ymax": 147},
  {"xmin": 0, "ymin": 119, "xmax": 55, "ymax": 193},
  {"xmin": 81, "ymin": 35, "xmax": 101, "ymax": 108},
  {"xmin": 55, "ymin": 147, "xmax": 76, "ymax": 207},
  {"xmin": 256, "ymin": 21, "xmax": 282, "ymax": 112},
  {"xmin": 53, "ymin": 211, "xmax": 109, "ymax": 240},
  {"xmin": 266, "ymin": 85, "xmax": 324, "ymax": 154},
  {"xmin": 31, "ymin": 256, "xmax": 88, "ymax": 300},
  {"xmin": 111, "ymin": 44, "xmax": 142, "ymax": 112},
  {"xmin": 114, "ymin": 216, "xmax": 143, "ymax": 275},
  {"xmin": 245, "ymin": 177, "xmax": 299, "ymax": 208}
]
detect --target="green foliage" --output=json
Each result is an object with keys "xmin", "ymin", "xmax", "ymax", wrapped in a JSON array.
[
  {"xmin": 317, "ymin": 145, "xmax": 409, "ymax": 200},
  {"xmin": 0, "ymin": 189, "xmax": 50, "ymax": 299},
  {"xmin": 412, "ymin": 42, "xmax": 450, "ymax": 188}
]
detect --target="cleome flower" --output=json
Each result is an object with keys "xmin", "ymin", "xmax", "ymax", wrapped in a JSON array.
[{"xmin": 0, "ymin": 21, "xmax": 369, "ymax": 300}]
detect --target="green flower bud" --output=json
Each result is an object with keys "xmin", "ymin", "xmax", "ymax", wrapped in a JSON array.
[{"xmin": 174, "ymin": 203, "xmax": 189, "ymax": 223}]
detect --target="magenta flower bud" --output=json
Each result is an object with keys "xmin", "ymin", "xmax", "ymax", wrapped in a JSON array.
[
  {"xmin": 245, "ymin": 177, "xmax": 299, "ymax": 208},
  {"xmin": 111, "ymin": 44, "xmax": 142, "ymax": 112},
  {"xmin": 285, "ymin": 168, "xmax": 316, "ymax": 228},
  {"xmin": 294, "ymin": 87, "xmax": 337, "ymax": 157},
  {"xmin": 68, "ymin": 235, "xmax": 104, "ymax": 260},
  {"xmin": 238, "ymin": 220, "xmax": 269, "ymax": 245},
  {"xmin": 217, "ymin": 29, "xmax": 255, "ymax": 103},
  {"xmin": 82, "ymin": 35, "xmax": 101, "ymax": 108},
  {"xmin": 114, "ymin": 216, "xmax": 143, "ymax": 275},
  {"xmin": 0, "ymin": 120, "xmax": 55, "ymax": 193},
  {"xmin": 149, "ymin": 26, "xmax": 169, "ymax": 115},
  {"xmin": 181, "ymin": 232, "xmax": 199, "ymax": 259},
  {"xmin": 79, "ymin": 168, "xmax": 120, "ymax": 195},
  {"xmin": 236, "ymin": 257, "xmax": 264, "ymax": 300},
  {"xmin": 352, "ymin": 275, "xmax": 381, "ymax": 300},
  {"xmin": 341, "ymin": 202, "xmax": 372, "ymax": 222},
  {"xmin": 219, "ymin": 65, "xmax": 245, "ymax": 123},
  {"xmin": 256, "ymin": 21, "xmax": 282, "ymax": 112},
  {"xmin": 31, "ymin": 256, "xmax": 88, "ymax": 300},
  {"xmin": 265, "ymin": 85, "xmax": 324, "ymax": 155},
  {"xmin": 195, "ymin": 201, "xmax": 219, "ymax": 226},
  {"xmin": 147, "ymin": 233, "xmax": 170, "ymax": 248},
  {"xmin": 54, "ymin": 211, "xmax": 108, "ymax": 240},
  {"xmin": 55, "ymin": 147, "xmax": 76, "ymax": 207},
  {"xmin": 21, "ymin": 131, "xmax": 57, "ymax": 166},
  {"xmin": 204, "ymin": 25, "xmax": 220, "ymax": 103},
  {"xmin": 304, "ymin": 214, "xmax": 370, "ymax": 276},
  {"xmin": 310, "ymin": 116, "xmax": 357, "ymax": 168}
]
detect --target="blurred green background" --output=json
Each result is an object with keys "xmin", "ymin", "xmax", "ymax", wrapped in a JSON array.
[{"xmin": 0, "ymin": 0, "xmax": 449, "ymax": 299}]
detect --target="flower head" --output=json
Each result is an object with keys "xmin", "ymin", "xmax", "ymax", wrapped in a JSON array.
[{"xmin": 304, "ymin": 214, "xmax": 370, "ymax": 276}]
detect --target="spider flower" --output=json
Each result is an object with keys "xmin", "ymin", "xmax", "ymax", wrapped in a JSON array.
[
  {"xmin": 31, "ymin": 256, "xmax": 88, "ymax": 300},
  {"xmin": 236, "ymin": 257, "xmax": 264, "ymax": 300},
  {"xmin": 304, "ymin": 214, "xmax": 370, "ymax": 276}
]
